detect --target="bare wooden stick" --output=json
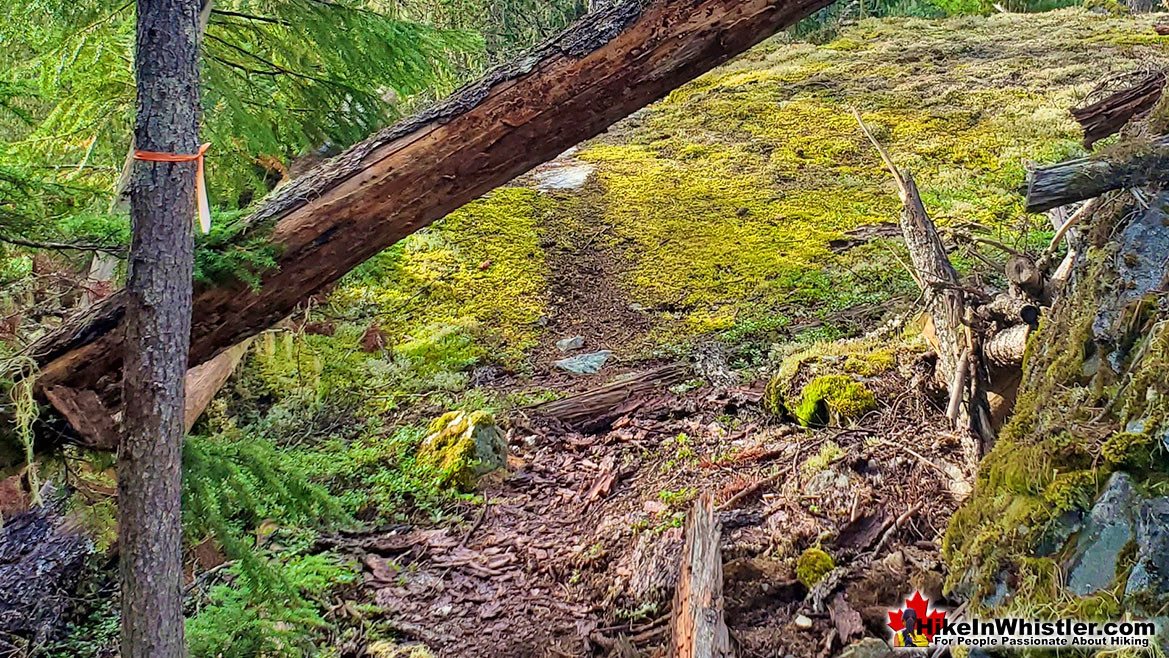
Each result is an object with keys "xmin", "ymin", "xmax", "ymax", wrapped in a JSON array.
[{"xmin": 946, "ymin": 349, "xmax": 971, "ymax": 421}]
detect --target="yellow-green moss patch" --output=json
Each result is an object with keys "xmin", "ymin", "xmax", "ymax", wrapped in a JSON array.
[
  {"xmin": 796, "ymin": 547, "xmax": 836, "ymax": 587},
  {"xmin": 416, "ymin": 410, "xmax": 507, "ymax": 491},
  {"xmin": 795, "ymin": 375, "xmax": 877, "ymax": 427}
]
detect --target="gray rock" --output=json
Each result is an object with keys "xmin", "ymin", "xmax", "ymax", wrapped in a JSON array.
[
  {"xmin": 1096, "ymin": 194, "xmax": 1169, "ymax": 368},
  {"xmin": 838, "ymin": 638, "xmax": 891, "ymax": 658},
  {"xmin": 1036, "ymin": 510, "xmax": 1084, "ymax": 557},
  {"xmin": 554, "ymin": 350, "xmax": 612, "ymax": 375},
  {"xmin": 555, "ymin": 335, "xmax": 585, "ymax": 352},
  {"xmin": 1066, "ymin": 472, "xmax": 1137, "ymax": 595},
  {"xmin": 1126, "ymin": 497, "xmax": 1169, "ymax": 605},
  {"xmin": 793, "ymin": 614, "xmax": 813, "ymax": 630},
  {"xmin": 982, "ymin": 575, "xmax": 1011, "ymax": 608}
]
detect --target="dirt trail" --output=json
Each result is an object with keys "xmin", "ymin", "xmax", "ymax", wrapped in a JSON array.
[
  {"xmin": 339, "ymin": 355, "xmax": 966, "ymax": 658},
  {"xmin": 523, "ymin": 155, "xmax": 654, "ymax": 381}
]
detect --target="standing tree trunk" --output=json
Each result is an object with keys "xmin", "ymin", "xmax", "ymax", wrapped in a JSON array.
[{"xmin": 119, "ymin": 0, "xmax": 202, "ymax": 655}]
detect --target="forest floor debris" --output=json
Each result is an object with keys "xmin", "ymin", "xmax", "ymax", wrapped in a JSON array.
[{"xmin": 319, "ymin": 346, "xmax": 964, "ymax": 657}]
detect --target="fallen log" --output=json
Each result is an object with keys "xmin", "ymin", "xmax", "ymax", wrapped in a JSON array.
[
  {"xmin": 528, "ymin": 363, "xmax": 687, "ymax": 430},
  {"xmin": 1071, "ymin": 72, "xmax": 1165, "ymax": 148},
  {"xmin": 40, "ymin": 339, "xmax": 256, "ymax": 451},
  {"xmin": 669, "ymin": 493, "xmax": 734, "ymax": 658},
  {"xmin": 182, "ymin": 338, "xmax": 253, "ymax": 433},
  {"xmin": 24, "ymin": 0, "xmax": 835, "ymax": 449},
  {"xmin": 1025, "ymin": 136, "xmax": 1169, "ymax": 212}
]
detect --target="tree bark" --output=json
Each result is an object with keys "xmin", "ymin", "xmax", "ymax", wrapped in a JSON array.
[
  {"xmin": 1071, "ymin": 72, "xmax": 1165, "ymax": 148},
  {"xmin": 119, "ymin": 0, "xmax": 202, "ymax": 655},
  {"xmin": 899, "ymin": 173, "xmax": 965, "ymax": 382},
  {"xmin": 26, "ymin": 0, "xmax": 834, "ymax": 446},
  {"xmin": 529, "ymin": 363, "xmax": 687, "ymax": 430},
  {"xmin": 1025, "ymin": 136, "xmax": 1169, "ymax": 212},
  {"xmin": 669, "ymin": 493, "xmax": 734, "ymax": 658}
]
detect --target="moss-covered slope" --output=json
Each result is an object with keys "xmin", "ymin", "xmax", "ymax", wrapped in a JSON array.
[{"xmin": 321, "ymin": 9, "xmax": 1166, "ymax": 367}]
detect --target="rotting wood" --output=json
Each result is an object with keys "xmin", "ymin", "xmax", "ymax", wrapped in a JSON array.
[
  {"xmin": 1025, "ymin": 136, "xmax": 1169, "ymax": 212},
  {"xmin": 41, "ymin": 339, "xmax": 255, "ymax": 450},
  {"xmin": 182, "ymin": 338, "xmax": 253, "ymax": 433},
  {"xmin": 25, "ymin": 0, "xmax": 836, "ymax": 448},
  {"xmin": 1071, "ymin": 71, "xmax": 1166, "ymax": 148},
  {"xmin": 1005, "ymin": 254, "xmax": 1043, "ymax": 300},
  {"xmin": 984, "ymin": 324, "xmax": 1030, "ymax": 369},
  {"xmin": 669, "ymin": 493, "xmax": 734, "ymax": 658},
  {"xmin": 528, "ymin": 363, "xmax": 687, "ymax": 430},
  {"xmin": 41, "ymin": 386, "xmax": 119, "ymax": 451}
]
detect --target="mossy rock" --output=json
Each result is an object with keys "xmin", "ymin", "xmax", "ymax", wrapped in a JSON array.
[
  {"xmin": 762, "ymin": 375, "xmax": 788, "ymax": 417},
  {"xmin": 417, "ymin": 410, "xmax": 507, "ymax": 491},
  {"xmin": 794, "ymin": 375, "xmax": 877, "ymax": 427},
  {"xmin": 796, "ymin": 547, "xmax": 835, "ymax": 588}
]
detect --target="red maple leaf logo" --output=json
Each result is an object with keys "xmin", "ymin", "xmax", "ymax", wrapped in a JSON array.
[{"xmin": 887, "ymin": 591, "xmax": 947, "ymax": 641}]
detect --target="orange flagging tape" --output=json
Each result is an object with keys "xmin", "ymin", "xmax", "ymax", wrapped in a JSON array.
[{"xmin": 133, "ymin": 142, "xmax": 212, "ymax": 234}]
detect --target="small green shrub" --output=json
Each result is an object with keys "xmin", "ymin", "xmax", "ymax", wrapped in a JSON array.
[
  {"xmin": 186, "ymin": 553, "xmax": 357, "ymax": 658},
  {"xmin": 796, "ymin": 547, "xmax": 836, "ymax": 587},
  {"xmin": 802, "ymin": 441, "xmax": 845, "ymax": 475}
]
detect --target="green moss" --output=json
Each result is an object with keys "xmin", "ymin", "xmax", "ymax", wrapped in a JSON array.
[
  {"xmin": 794, "ymin": 375, "xmax": 877, "ymax": 427},
  {"xmin": 802, "ymin": 441, "xmax": 845, "ymax": 475},
  {"xmin": 796, "ymin": 547, "xmax": 836, "ymax": 587},
  {"xmin": 334, "ymin": 186, "xmax": 550, "ymax": 364},
  {"xmin": 763, "ymin": 375, "xmax": 787, "ymax": 417},
  {"xmin": 944, "ymin": 206, "xmax": 1169, "ymax": 609},
  {"xmin": 561, "ymin": 10, "xmax": 1165, "ymax": 343},
  {"xmin": 1101, "ymin": 432, "xmax": 1153, "ymax": 469},
  {"xmin": 416, "ymin": 410, "xmax": 507, "ymax": 491},
  {"xmin": 844, "ymin": 349, "xmax": 896, "ymax": 376},
  {"xmin": 1043, "ymin": 470, "xmax": 1097, "ymax": 514}
]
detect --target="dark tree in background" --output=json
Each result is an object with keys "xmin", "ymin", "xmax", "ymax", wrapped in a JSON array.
[{"xmin": 120, "ymin": 0, "xmax": 203, "ymax": 655}]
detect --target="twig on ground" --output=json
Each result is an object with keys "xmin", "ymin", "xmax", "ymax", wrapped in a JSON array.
[
  {"xmin": 459, "ymin": 502, "xmax": 490, "ymax": 548},
  {"xmin": 872, "ymin": 501, "xmax": 925, "ymax": 557}
]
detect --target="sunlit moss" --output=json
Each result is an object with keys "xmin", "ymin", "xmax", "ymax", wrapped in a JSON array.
[
  {"xmin": 416, "ymin": 410, "xmax": 507, "ymax": 491},
  {"xmin": 796, "ymin": 547, "xmax": 836, "ymax": 587},
  {"xmin": 571, "ymin": 9, "xmax": 1163, "ymax": 342},
  {"xmin": 333, "ymin": 186, "xmax": 550, "ymax": 363}
]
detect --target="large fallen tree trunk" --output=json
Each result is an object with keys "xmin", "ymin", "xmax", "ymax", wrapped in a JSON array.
[
  {"xmin": 25, "ymin": 0, "xmax": 834, "ymax": 447},
  {"xmin": 1025, "ymin": 136, "xmax": 1169, "ymax": 212}
]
